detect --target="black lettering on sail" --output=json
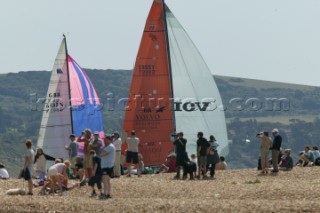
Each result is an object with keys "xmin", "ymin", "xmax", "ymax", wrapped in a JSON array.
[
  {"xmin": 196, "ymin": 102, "xmax": 211, "ymax": 111},
  {"xmin": 182, "ymin": 102, "xmax": 196, "ymax": 112}
]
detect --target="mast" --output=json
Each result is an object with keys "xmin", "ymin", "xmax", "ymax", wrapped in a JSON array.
[
  {"xmin": 161, "ymin": 0, "xmax": 176, "ymax": 138},
  {"xmin": 63, "ymin": 34, "xmax": 74, "ymax": 133}
]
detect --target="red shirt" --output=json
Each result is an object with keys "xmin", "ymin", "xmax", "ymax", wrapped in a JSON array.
[{"xmin": 167, "ymin": 157, "xmax": 176, "ymax": 173}]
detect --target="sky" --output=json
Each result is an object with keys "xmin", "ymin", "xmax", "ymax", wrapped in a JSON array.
[{"xmin": 0, "ymin": 0, "xmax": 320, "ymax": 86}]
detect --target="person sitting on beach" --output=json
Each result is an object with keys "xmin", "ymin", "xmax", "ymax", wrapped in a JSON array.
[
  {"xmin": 297, "ymin": 146, "xmax": 314, "ymax": 167},
  {"xmin": 217, "ymin": 156, "xmax": 228, "ymax": 170},
  {"xmin": 279, "ymin": 149, "xmax": 293, "ymax": 171},
  {"xmin": 0, "ymin": 163, "xmax": 9, "ymax": 179},
  {"xmin": 312, "ymin": 146, "xmax": 320, "ymax": 165},
  {"xmin": 158, "ymin": 153, "xmax": 176, "ymax": 173}
]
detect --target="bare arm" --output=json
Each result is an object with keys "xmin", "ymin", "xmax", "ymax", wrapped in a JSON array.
[{"xmin": 101, "ymin": 150, "xmax": 109, "ymax": 157}]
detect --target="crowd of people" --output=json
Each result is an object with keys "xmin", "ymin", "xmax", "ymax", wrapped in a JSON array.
[
  {"xmin": 15, "ymin": 128, "xmax": 229, "ymax": 197},
  {"xmin": 168, "ymin": 131, "xmax": 227, "ymax": 180},
  {"xmin": 2, "ymin": 126, "xmax": 319, "ymax": 200},
  {"xmin": 18, "ymin": 129, "xmax": 144, "ymax": 198},
  {"xmin": 256, "ymin": 128, "xmax": 320, "ymax": 174}
]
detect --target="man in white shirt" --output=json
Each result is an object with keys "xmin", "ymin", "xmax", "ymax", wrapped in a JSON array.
[
  {"xmin": 112, "ymin": 131, "xmax": 122, "ymax": 177},
  {"xmin": 124, "ymin": 130, "xmax": 140, "ymax": 177},
  {"xmin": 100, "ymin": 136, "xmax": 115, "ymax": 199}
]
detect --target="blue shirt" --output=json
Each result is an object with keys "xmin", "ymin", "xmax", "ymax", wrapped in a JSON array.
[
  {"xmin": 101, "ymin": 143, "xmax": 115, "ymax": 169},
  {"xmin": 68, "ymin": 141, "xmax": 79, "ymax": 158}
]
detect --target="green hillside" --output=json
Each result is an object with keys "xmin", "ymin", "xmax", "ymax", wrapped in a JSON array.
[{"xmin": 0, "ymin": 70, "xmax": 319, "ymax": 175}]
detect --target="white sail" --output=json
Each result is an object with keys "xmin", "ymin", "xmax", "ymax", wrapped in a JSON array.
[
  {"xmin": 37, "ymin": 39, "xmax": 72, "ymax": 160},
  {"xmin": 166, "ymin": 6, "xmax": 229, "ymax": 156}
]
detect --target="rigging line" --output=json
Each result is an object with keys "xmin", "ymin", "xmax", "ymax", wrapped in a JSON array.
[{"xmin": 166, "ymin": 13, "xmax": 212, "ymax": 134}]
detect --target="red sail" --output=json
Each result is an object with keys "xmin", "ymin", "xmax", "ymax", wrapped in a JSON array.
[{"xmin": 122, "ymin": 0, "xmax": 174, "ymax": 166}]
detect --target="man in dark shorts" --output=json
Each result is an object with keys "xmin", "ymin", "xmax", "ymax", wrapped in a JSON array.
[
  {"xmin": 173, "ymin": 132, "xmax": 187, "ymax": 179},
  {"xmin": 197, "ymin": 132, "xmax": 210, "ymax": 179},
  {"xmin": 124, "ymin": 130, "xmax": 140, "ymax": 177},
  {"xmin": 88, "ymin": 150, "xmax": 102, "ymax": 197},
  {"xmin": 100, "ymin": 136, "xmax": 115, "ymax": 199}
]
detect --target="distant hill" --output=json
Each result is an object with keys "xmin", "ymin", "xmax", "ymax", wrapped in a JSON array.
[{"xmin": 0, "ymin": 70, "xmax": 320, "ymax": 175}]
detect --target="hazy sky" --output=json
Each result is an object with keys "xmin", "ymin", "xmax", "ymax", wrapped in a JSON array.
[{"xmin": 1, "ymin": 0, "xmax": 319, "ymax": 86}]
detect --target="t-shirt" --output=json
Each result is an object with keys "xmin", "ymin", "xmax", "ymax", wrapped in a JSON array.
[
  {"xmin": 126, "ymin": 137, "xmax": 139, "ymax": 152},
  {"xmin": 167, "ymin": 157, "xmax": 176, "ymax": 173},
  {"xmin": 90, "ymin": 139, "xmax": 103, "ymax": 157},
  {"xmin": 305, "ymin": 151, "xmax": 314, "ymax": 162},
  {"xmin": 68, "ymin": 141, "xmax": 79, "ymax": 158},
  {"xmin": 92, "ymin": 156, "xmax": 102, "ymax": 175},
  {"xmin": 0, "ymin": 168, "xmax": 9, "ymax": 179},
  {"xmin": 208, "ymin": 140, "xmax": 219, "ymax": 152},
  {"xmin": 50, "ymin": 163, "xmax": 65, "ymax": 173},
  {"xmin": 174, "ymin": 138, "xmax": 187, "ymax": 153},
  {"xmin": 312, "ymin": 150, "xmax": 320, "ymax": 160},
  {"xmin": 24, "ymin": 148, "xmax": 35, "ymax": 174},
  {"xmin": 197, "ymin": 138, "xmax": 209, "ymax": 156},
  {"xmin": 113, "ymin": 138, "xmax": 122, "ymax": 151},
  {"xmin": 101, "ymin": 143, "xmax": 115, "ymax": 168},
  {"xmin": 35, "ymin": 154, "xmax": 46, "ymax": 172},
  {"xmin": 219, "ymin": 161, "xmax": 227, "ymax": 170}
]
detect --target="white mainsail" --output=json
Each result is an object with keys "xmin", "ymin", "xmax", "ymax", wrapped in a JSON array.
[
  {"xmin": 166, "ymin": 6, "xmax": 229, "ymax": 156},
  {"xmin": 37, "ymin": 39, "xmax": 72, "ymax": 160}
]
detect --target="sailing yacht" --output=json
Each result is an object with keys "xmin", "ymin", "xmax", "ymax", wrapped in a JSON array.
[
  {"xmin": 37, "ymin": 35, "xmax": 104, "ymax": 160},
  {"xmin": 122, "ymin": 0, "xmax": 228, "ymax": 166}
]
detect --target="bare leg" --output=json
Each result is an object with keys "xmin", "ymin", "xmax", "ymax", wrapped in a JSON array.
[
  {"xmin": 127, "ymin": 164, "xmax": 131, "ymax": 176},
  {"xmin": 106, "ymin": 175, "xmax": 111, "ymax": 195},
  {"xmin": 136, "ymin": 163, "xmax": 141, "ymax": 177},
  {"xmin": 58, "ymin": 175, "xmax": 62, "ymax": 195},
  {"xmin": 28, "ymin": 178, "xmax": 33, "ymax": 194}
]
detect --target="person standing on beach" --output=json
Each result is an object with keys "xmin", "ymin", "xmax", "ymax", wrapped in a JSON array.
[
  {"xmin": 100, "ymin": 135, "xmax": 115, "ymax": 199},
  {"xmin": 77, "ymin": 129, "xmax": 93, "ymax": 178},
  {"xmin": 65, "ymin": 134, "xmax": 79, "ymax": 175},
  {"xmin": 34, "ymin": 148, "xmax": 46, "ymax": 181},
  {"xmin": 207, "ymin": 135, "xmax": 219, "ymax": 179},
  {"xmin": 257, "ymin": 131, "xmax": 272, "ymax": 174},
  {"xmin": 197, "ymin": 132, "xmax": 210, "ymax": 179},
  {"xmin": 173, "ymin": 132, "xmax": 187, "ymax": 179},
  {"xmin": 90, "ymin": 132, "xmax": 103, "ymax": 157},
  {"xmin": 22, "ymin": 139, "xmax": 35, "ymax": 195},
  {"xmin": 112, "ymin": 131, "xmax": 122, "ymax": 177},
  {"xmin": 271, "ymin": 128, "xmax": 282, "ymax": 173},
  {"xmin": 88, "ymin": 150, "xmax": 102, "ymax": 197},
  {"xmin": 124, "ymin": 130, "xmax": 140, "ymax": 177}
]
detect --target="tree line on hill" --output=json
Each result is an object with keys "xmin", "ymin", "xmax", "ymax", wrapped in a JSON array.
[{"xmin": 0, "ymin": 70, "xmax": 319, "ymax": 174}]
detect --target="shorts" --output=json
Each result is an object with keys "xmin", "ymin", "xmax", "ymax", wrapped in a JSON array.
[
  {"xmin": 84, "ymin": 154, "xmax": 92, "ymax": 169},
  {"xmin": 198, "ymin": 156, "xmax": 207, "ymax": 167},
  {"xmin": 101, "ymin": 167, "xmax": 114, "ymax": 177},
  {"xmin": 126, "ymin": 151, "xmax": 138, "ymax": 164},
  {"xmin": 47, "ymin": 167, "xmax": 59, "ymax": 177},
  {"xmin": 22, "ymin": 168, "xmax": 31, "ymax": 181},
  {"xmin": 88, "ymin": 174, "xmax": 102, "ymax": 189},
  {"xmin": 70, "ymin": 156, "xmax": 78, "ymax": 169}
]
